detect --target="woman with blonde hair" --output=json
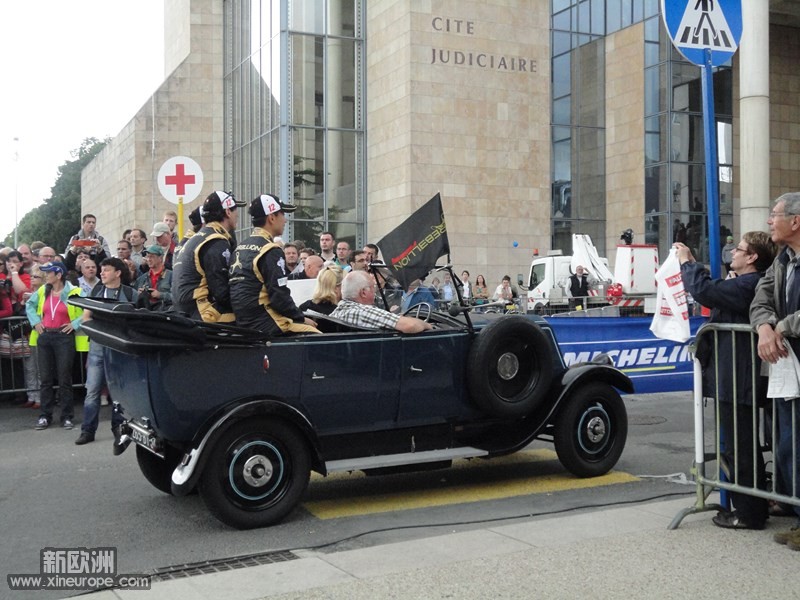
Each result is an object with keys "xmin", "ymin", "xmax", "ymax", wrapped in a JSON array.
[{"xmin": 300, "ymin": 264, "xmax": 343, "ymax": 316}]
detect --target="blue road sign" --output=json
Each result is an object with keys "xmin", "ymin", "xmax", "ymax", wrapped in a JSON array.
[{"xmin": 662, "ymin": 0, "xmax": 743, "ymax": 66}]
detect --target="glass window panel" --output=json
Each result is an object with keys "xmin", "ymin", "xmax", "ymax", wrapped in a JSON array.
[
  {"xmin": 250, "ymin": 0, "xmax": 261, "ymax": 57},
  {"xmin": 290, "ymin": 220, "xmax": 324, "ymax": 250},
  {"xmin": 271, "ymin": 36, "xmax": 282, "ymax": 122},
  {"xmin": 327, "ymin": 131, "xmax": 357, "ymax": 221},
  {"xmin": 670, "ymin": 113, "xmax": 704, "ymax": 162},
  {"xmin": 578, "ymin": 0, "xmax": 590, "ymax": 33},
  {"xmin": 258, "ymin": 46, "xmax": 272, "ymax": 132},
  {"xmin": 553, "ymin": 96, "xmax": 571, "ymax": 125},
  {"xmin": 553, "ymin": 180, "xmax": 572, "ymax": 219},
  {"xmin": 645, "ymin": 115, "xmax": 665, "ymax": 165},
  {"xmin": 242, "ymin": 56, "xmax": 254, "ymax": 143},
  {"xmin": 232, "ymin": 66, "xmax": 242, "ymax": 149},
  {"xmin": 575, "ymin": 38, "xmax": 605, "ymax": 127},
  {"xmin": 645, "ymin": 165, "xmax": 665, "ymax": 213},
  {"xmin": 260, "ymin": 134, "xmax": 272, "ymax": 193},
  {"xmin": 670, "ymin": 164, "xmax": 706, "ymax": 213},
  {"xmin": 553, "ymin": 0, "xmax": 572, "ymax": 13},
  {"xmin": 644, "ymin": 213, "xmax": 667, "ymax": 248},
  {"xmin": 553, "ymin": 139, "xmax": 572, "ymax": 182},
  {"xmin": 291, "ymin": 34, "xmax": 324, "ymax": 126},
  {"xmin": 232, "ymin": 0, "xmax": 243, "ymax": 67},
  {"xmin": 717, "ymin": 120, "xmax": 732, "ymax": 165},
  {"xmin": 644, "ymin": 0, "xmax": 659, "ymax": 18},
  {"xmin": 553, "ymin": 126, "xmax": 571, "ymax": 142},
  {"xmin": 590, "ymin": 0, "xmax": 604, "ymax": 34},
  {"xmin": 327, "ymin": 38, "xmax": 356, "ymax": 129},
  {"xmin": 552, "ymin": 53, "xmax": 571, "ymax": 98},
  {"xmin": 271, "ymin": 0, "xmax": 280, "ymax": 38},
  {"xmin": 553, "ymin": 8, "xmax": 571, "ymax": 31},
  {"xmin": 326, "ymin": 222, "xmax": 358, "ymax": 253},
  {"xmin": 260, "ymin": 0, "xmax": 271, "ymax": 45},
  {"xmin": 644, "ymin": 15, "xmax": 659, "ymax": 42},
  {"xmin": 553, "ymin": 31, "xmax": 571, "ymax": 56},
  {"xmin": 633, "ymin": 0, "xmax": 644, "ymax": 23},
  {"xmin": 714, "ymin": 67, "xmax": 733, "ymax": 116},
  {"xmin": 719, "ymin": 166, "xmax": 733, "ymax": 214},
  {"xmin": 552, "ymin": 220, "xmax": 573, "ymax": 254},
  {"xmin": 606, "ymin": 0, "xmax": 621, "ymax": 33},
  {"xmin": 328, "ymin": 0, "xmax": 355, "ymax": 37},
  {"xmin": 645, "ymin": 42, "xmax": 659, "ymax": 67},
  {"xmin": 644, "ymin": 65, "xmax": 666, "ymax": 115},
  {"xmin": 672, "ymin": 62, "xmax": 702, "ymax": 111},
  {"xmin": 291, "ymin": 0, "xmax": 324, "ymax": 33},
  {"xmin": 576, "ymin": 127, "xmax": 605, "ymax": 220},
  {"xmin": 271, "ymin": 129, "xmax": 281, "ymax": 194},
  {"xmin": 621, "ymin": 0, "xmax": 632, "ymax": 27},
  {"xmin": 292, "ymin": 127, "xmax": 325, "ymax": 219}
]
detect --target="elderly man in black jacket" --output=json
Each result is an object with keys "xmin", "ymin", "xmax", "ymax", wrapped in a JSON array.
[{"xmin": 676, "ymin": 231, "xmax": 777, "ymax": 530}]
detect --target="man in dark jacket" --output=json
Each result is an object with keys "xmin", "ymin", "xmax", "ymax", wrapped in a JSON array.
[
  {"xmin": 229, "ymin": 194, "xmax": 318, "ymax": 336},
  {"xmin": 172, "ymin": 191, "xmax": 243, "ymax": 323},
  {"xmin": 677, "ymin": 231, "xmax": 777, "ymax": 530}
]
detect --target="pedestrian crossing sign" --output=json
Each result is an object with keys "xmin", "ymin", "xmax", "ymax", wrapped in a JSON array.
[{"xmin": 662, "ymin": 0, "xmax": 742, "ymax": 67}]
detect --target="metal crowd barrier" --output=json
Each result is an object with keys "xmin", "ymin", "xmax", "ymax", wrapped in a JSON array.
[
  {"xmin": 0, "ymin": 316, "xmax": 86, "ymax": 397},
  {"xmin": 670, "ymin": 322, "xmax": 800, "ymax": 529}
]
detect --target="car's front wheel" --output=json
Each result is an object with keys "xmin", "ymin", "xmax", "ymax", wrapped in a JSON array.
[
  {"xmin": 554, "ymin": 383, "xmax": 628, "ymax": 477},
  {"xmin": 198, "ymin": 419, "xmax": 311, "ymax": 529}
]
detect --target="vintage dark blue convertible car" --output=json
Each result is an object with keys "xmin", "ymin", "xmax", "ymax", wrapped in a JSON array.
[{"xmin": 74, "ymin": 273, "xmax": 632, "ymax": 530}]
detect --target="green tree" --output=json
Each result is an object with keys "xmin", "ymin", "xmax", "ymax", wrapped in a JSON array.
[{"xmin": 5, "ymin": 137, "xmax": 108, "ymax": 249}]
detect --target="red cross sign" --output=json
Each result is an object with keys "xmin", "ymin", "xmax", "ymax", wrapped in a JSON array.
[{"xmin": 157, "ymin": 156, "xmax": 204, "ymax": 204}]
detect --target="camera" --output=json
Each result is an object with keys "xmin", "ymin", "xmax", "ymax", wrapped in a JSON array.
[{"xmin": 0, "ymin": 279, "xmax": 12, "ymax": 292}]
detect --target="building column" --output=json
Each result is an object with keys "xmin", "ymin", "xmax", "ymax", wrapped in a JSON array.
[{"xmin": 738, "ymin": 0, "xmax": 770, "ymax": 233}]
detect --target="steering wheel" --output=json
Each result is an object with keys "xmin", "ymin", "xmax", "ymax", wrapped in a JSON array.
[{"xmin": 403, "ymin": 302, "xmax": 433, "ymax": 322}]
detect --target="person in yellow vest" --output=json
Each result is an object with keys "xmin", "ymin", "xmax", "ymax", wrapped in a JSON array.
[
  {"xmin": 25, "ymin": 261, "xmax": 87, "ymax": 430},
  {"xmin": 172, "ymin": 191, "xmax": 244, "ymax": 323},
  {"xmin": 229, "ymin": 194, "xmax": 319, "ymax": 335}
]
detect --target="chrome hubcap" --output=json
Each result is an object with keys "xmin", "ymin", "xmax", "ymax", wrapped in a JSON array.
[{"xmin": 497, "ymin": 352, "xmax": 520, "ymax": 380}]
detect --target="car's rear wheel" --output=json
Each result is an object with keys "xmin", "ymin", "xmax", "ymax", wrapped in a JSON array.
[
  {"xmin": 467, "ymin": 316, "xmax": 553, "ymax": 418},
  {"xmin": 554, "ymin": 383, "xmax": 628, "ymax": 477},
  {"xmin": 198, "ymin": 419, "xmax": 310, "ymax": 530},
  {"xmin": 136, "ymin": 445, "xmax": 183, "ymax": 495}
]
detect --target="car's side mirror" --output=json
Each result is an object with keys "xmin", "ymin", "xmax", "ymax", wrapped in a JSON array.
[{"xmin": 517, "ymin": 273, "xmax": 527, "ymax": 291}]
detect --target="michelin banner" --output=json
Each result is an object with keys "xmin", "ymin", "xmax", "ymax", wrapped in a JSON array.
[{"xmin": 548, "ymin": 315, "xmax": 706, "ymax": 394}]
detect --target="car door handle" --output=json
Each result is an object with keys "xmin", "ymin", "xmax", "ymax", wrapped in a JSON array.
[
  {"xmin": 311, "ymin": 372, "xmax": 325, "ymax": 380},
  {"xmin": 409, "ymin": 366, "xmax": 422, "ymax": 373}
]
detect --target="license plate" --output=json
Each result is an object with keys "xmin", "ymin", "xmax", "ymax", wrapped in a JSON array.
[{"xmin": 128, "ymin": 422, "xmax": 163, "ymax": 457}]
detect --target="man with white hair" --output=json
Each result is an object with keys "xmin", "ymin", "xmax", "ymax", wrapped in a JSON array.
[{"xmin": 331, "ymin": 270, "xmax": 432, "ymax": 333}]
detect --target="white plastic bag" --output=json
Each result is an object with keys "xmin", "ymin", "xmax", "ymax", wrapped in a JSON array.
[{"xmin": 649, "ymin": 249, "xmax": 690, "ymax": 343}]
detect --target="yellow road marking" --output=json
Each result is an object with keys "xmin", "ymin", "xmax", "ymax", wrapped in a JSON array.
[{"xmin": 304, "ymin": 449, "xmax": 638, "ymax": 519}]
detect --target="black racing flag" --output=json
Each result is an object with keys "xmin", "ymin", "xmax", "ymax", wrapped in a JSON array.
[{"xmin": 377, "ymin": 193, "xmax": 450, "ymax": 289}]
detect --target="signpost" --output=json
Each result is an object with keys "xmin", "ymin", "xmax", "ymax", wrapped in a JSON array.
[
  {"xmin": 157, "ymin": 156, "xmax": 204, "ymax": 235},
  {"xmin": 662, "ymin": 0, "xmax": 742, "ymax": 279}
]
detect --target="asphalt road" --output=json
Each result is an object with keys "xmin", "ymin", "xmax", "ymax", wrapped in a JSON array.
[{"xmin": 0, "ymin": 390, "xmax": 703, "ymax": 600}]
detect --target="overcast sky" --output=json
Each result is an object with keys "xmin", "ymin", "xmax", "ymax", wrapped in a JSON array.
[{"xmin": 1, "ymin": 1, "xmax": 164, "ymax": 242}]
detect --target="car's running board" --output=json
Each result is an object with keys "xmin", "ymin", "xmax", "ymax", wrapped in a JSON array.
[{"xmin": 325, "ymin": 446, "xmax": 489, "ymax": 473}]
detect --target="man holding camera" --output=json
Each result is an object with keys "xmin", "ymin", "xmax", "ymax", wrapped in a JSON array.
[{"xmin": 133, "ymin": 245, "xmax": 172, "ymax": 311}]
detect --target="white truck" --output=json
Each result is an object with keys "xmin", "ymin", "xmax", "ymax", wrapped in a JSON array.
[{"xmin": 523, "ymin": 234, "xmax": 659, "ymax": 316}]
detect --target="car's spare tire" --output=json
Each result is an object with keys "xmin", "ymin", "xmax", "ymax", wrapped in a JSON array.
[{"xmin": 467, "ymin": 316, "xmax": 554, "ymax": 418}]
